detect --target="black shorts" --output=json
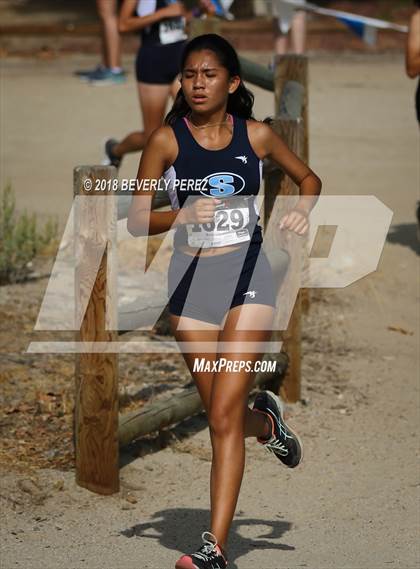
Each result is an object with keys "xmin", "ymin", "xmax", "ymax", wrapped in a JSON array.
[
  {"xmin": 167, "ymin": 241, "xmax": 277, "ymax": 325},
  {"xmin": 135, "ymin": 40, "xmax": 186, "ymax": 84}
]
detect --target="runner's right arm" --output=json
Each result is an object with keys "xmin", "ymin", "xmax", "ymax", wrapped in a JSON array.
[
  {"xmin": 127, "ymin": 126, "xmax": 220, "ymax": 237},
  {"xmin": 119, "ymin": 0, "xmax": 186, "ymax": 33}
]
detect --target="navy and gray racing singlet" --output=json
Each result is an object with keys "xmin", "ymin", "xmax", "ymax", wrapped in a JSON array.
[
  {"xmin": 136, "ymin": 0, "xmax": 187, "ymax": 46},
  {"xmin": 164, "ymin": 114, "xmax": 264, "ymax": 250}
]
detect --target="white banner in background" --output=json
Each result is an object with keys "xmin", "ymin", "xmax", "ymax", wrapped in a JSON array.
[{"xmin": 269, "ymin": 0, "xmax": 408, "ymax": 45}]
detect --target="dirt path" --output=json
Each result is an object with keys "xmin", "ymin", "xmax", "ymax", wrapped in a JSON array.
[{"xmin": 1, "ymin": 52, "xmax": 419, "ymax": 568}]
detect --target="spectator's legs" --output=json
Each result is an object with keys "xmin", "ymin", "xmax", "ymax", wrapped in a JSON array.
[
  {"xmin": 273, "ymin": 17, "xmax": 288, "ymax": 55},
  {"xmin": 274, "ymin": 10, "xmax": 307, "ymax": 56},
  {"xmin": 274, "ymin": 33, "xmax": 288, "ymax": 55},
  {"xmin": 291, "ymin": 10, "xmax": 307, "ymax": 55},
  {"xmin": 96, "ymin": 0, "xmax": 121, "ymax": 70}
]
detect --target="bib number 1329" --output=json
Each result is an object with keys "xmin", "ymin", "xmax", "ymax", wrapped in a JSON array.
[{"xmin": 190, "ymin": 207, "xmax": 246, "ymax": 233}]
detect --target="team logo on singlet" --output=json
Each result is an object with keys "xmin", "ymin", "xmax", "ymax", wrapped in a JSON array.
[
  {"xmin": 243, "ymin": 290, "xmax": 257, "ymax": 298},
  {"xmin": 200, "ymin": 172, "xmax": 245, "ymax": 198},
  {"xmin": 235, "ymin": 155, "xmax": 248, "ymax": 164}
]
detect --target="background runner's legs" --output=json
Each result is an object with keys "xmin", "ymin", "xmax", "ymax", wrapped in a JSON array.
[{"xmin": 113, "ymin": 82, "xmax": 174, "ymax": 157}]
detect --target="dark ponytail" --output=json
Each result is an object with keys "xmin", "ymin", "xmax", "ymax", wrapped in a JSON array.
[{"xmin": 165, "ymin": 33, "xmax": 255, "ymax": 125}]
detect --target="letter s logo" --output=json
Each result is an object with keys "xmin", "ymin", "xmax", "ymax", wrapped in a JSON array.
[{"xmin": 201, "ymin": 172, "xmax": 245, "ymax": 197}]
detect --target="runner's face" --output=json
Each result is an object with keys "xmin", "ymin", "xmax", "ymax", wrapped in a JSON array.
[{"xmin": 181, "ymin": 50, "xmax": 239, "ymax": 113}]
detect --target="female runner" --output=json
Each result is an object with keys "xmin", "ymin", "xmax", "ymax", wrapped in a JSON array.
[
  {"xmin": 127, "ymin": 33, "xmax": 322, "ymax": 569},
  {"xmin": 105, "ymin": 0, "xmax": 214, "ymax": 168}
]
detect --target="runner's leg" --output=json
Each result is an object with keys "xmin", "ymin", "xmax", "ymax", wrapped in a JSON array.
[
  {"xmin": 169, "ymin": 314, "xmax": 219, "ymax": 416},
  {"xmin": 207, "ymin": 303, "xmax": 275, "ymax": 551},
  {"xmin": 169, "ymin": 313, "xmax": 271, "ymax": 435},
  {"xmin": 112, "ymin": 82, "xmax": 172, "ymax": 157}
]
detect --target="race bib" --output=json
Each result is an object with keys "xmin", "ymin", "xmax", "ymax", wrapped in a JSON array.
[
  {"xmin": 159, "ymin": 18, "xmax": 187, "ymax": 45},
  {"xmin": 186, "ymin": 196, "xmax": 252, "ymax": 248}
]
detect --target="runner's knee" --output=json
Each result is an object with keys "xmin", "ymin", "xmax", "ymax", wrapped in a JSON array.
[{"xmin": 208, "ymin": 400, "xmax": 246, "ymax": 437}]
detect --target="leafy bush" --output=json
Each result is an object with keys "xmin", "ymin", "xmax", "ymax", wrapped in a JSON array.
[{"xmin": 0, "ymin": 184, "xmax": 59, "ymax": 285}]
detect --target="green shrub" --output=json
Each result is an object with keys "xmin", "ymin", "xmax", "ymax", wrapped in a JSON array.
[{"xmin": 0, "ymin": 184, "xmax": 59, "ymax": 285}]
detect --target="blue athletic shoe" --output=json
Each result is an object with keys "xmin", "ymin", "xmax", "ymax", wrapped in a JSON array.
[
  {"xmin": 88, "ymin": 67, "xmax": 126, "ymax": 85},
  {"xmin": 253, "ymin": 390, "xmax": 303, "ymax": 468},
  {"xmin": 74, "ymin": 64, "xmax": 105, "ymax": 81}
]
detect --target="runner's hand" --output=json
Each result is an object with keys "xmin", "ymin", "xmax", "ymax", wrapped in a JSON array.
[
  {"xmin": 279, "ymin": 208, "xmax": 309, "ymax": 236},
  {"xmin": 181, "ymin": 197, "xmax": 222, "ymax": 224}
]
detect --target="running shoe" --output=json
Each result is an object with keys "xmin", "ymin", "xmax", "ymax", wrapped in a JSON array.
[
  {"xmin": 74, "ymin": 64, "xmax": 105, "ymax": 81},
  {"xmin": 252, "ymin": 390, "xmax": 303, "ymax": 468},
  {"xmin": 175, "ymin": 531, "xmax": 228, "ymax": 569},
  {"xmin": 102, "ymin": 138, "xmax": 122, "ymax": 169},
  {"xmin": 88, "ymin": 67, "xmax": 126, "ymax": 85}
]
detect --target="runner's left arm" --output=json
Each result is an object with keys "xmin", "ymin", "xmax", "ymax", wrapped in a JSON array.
[{"xmin": 253, "ymin": 121, "xmax": 322, "ymax": 235}]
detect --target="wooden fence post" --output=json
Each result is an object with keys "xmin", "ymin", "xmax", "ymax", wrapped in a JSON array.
[
  {"xmin": 264, "ymin": 119, "xmax": 304, "ymax": 404},
  {"xmin": 263, "ymin": 54, "xmax": 310, "ymax": 403},
  {"xmin": 74, "ymin": 165, "xmax": 119, "ymax": 495},
  {"xmin": 274, "ymin": 53, "xmax": 311, "ymax": 316},
  {"xmin": 274, "ymin": 54, "xmax": 308, "ymax": 161}
]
